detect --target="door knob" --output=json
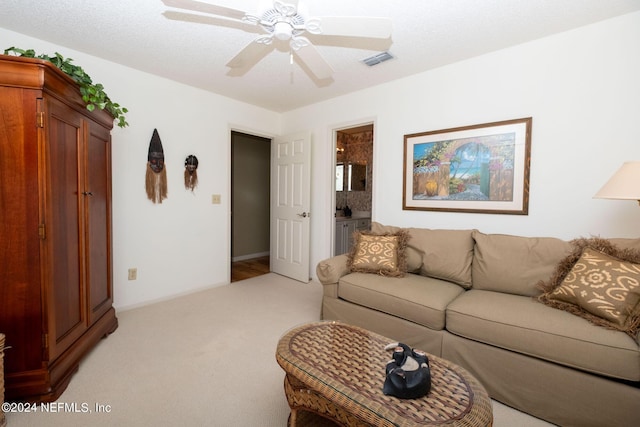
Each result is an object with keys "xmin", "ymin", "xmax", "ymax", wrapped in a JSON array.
[{"xmin": 297, "ymin": 212, "xmax": 309, "ymax": 218}]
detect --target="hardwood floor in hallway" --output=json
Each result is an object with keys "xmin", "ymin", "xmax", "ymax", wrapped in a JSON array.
[{"xmin": 231, "ymin": 256, "xmax": 270, "ymax": 282}]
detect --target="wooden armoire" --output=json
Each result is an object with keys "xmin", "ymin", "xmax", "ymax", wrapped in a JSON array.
[{"xmin": 0, "ymin": 55, "xmax": 118, "ymax": 402}]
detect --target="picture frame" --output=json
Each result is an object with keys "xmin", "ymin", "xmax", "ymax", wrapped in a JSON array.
[{"xmin": 403, "ymin": 117, "xmax": 532, "ymax": 215}]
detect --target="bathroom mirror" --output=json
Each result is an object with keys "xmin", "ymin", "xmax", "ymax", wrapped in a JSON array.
[
  {"xmin": 350, "ymin": 163, "xmax": 366, "ymax": 191},
  {"xmin": 336, "ymin": 163, "xmax": 366, "ymax": 192}
]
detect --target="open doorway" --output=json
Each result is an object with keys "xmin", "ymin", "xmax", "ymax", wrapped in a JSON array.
[
  {"xmin": 230, "ymin": 131, "xmax": 271, "ymax": 282},
  {"xmin": 334, "ymin": 123, "xmax": 374, "ymax": 256}
]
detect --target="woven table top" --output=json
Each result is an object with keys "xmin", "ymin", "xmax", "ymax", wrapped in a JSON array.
[{"xmin": 276, "ymin": 321, "xmax": 493, "ymax": 427}]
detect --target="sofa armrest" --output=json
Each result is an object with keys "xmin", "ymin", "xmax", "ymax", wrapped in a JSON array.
[
  {"xmin": 317, "ymin": 254, "xmax": 350, "ymax": 284},
  {"xmin": 316, "ymin": 254, "xmax": 350, "ymax": 298}
]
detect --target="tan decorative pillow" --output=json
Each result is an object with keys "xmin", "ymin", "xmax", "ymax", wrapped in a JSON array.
[
  {"xmin": 347, "ymin": 230, "xmax": 409, "ymax": 277},
  {"xmin": 538, "ymin": 237, "xmax": 640, "ymax": 337}
]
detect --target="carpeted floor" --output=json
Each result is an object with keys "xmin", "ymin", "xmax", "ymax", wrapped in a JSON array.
[{"xmin": 4, "ymin": 273, "xmax": 554, "ymax": 426}]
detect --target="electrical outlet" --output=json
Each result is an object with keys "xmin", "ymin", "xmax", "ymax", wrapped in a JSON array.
[
  {"xmin": 128, "ymin": 268, "xmax": 137, "ymax": 280},
  {"xmin": 211, "ymin": 194, "xmax": 221, "ymax": 204}
]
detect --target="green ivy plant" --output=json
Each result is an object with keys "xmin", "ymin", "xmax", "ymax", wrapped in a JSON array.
[{"xmin": 4, "ymin": 47, "xmax": 129, "ymax": 128}]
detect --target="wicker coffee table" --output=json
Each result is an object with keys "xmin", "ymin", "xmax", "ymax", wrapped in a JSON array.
[{"xmin": 276, "ymin": 321, "xmax": 493, "ymax": 427}]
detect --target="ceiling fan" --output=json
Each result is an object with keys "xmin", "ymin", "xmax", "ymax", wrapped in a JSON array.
[{"xmin": 161, "ymin": 0, "xmax": 393, "ymax": 80}]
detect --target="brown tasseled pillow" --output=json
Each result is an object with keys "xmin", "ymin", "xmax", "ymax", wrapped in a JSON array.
[
  {"xmin": 347, "ymin": 229, "xmax": 409, "ymax": 277},
  {"xmin": 538, "ymin": 237, "xmax": 640, "ymax": 338}
]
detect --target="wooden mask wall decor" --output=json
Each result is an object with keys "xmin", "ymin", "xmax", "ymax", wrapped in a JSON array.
[
  {"xmin": 145, "ymin": 128, "xmax": 168, "ymax": 204},
  {"xmin": 184, "ymin": 155, "xmax": 199, "ymax": 192}
]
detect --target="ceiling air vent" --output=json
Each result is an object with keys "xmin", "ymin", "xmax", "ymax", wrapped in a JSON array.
[{"xmin": 362, "ymin": 51, "xmax": 394, "ymax": 67}]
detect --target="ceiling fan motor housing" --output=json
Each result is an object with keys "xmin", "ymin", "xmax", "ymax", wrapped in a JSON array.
[
  {"xmin": 274, "ymin": 21, "xmax": 293, "ymax": 40},
  {"xmin": 261, "ymin": 7, "xmax": 305, "ymax": 40}
]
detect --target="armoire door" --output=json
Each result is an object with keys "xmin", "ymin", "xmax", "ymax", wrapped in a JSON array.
[
  {"xmin": 44, "ymin": 96, "xmax": 88, "ymax": 361},
  {"xmin": 84, "ymin": 122, "xmax": 113, "ymax": 325}
]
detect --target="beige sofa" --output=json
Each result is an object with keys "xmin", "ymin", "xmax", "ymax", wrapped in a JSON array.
[{"xmin": 316, "ymin": 223, "xmax": 640, "ymax": 427}]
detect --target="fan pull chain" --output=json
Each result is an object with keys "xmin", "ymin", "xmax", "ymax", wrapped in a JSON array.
[{"xmin": 290, "ymin": 51, "xmax": 294, "ymax": 83}]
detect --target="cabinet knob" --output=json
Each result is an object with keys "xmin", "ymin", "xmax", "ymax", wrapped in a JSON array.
[{"xmin": 82, "ymin": 191, "xmax": 94, "ymax": 196}]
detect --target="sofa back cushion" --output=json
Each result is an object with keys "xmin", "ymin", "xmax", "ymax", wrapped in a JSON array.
[
  {"xmin": 409, "ymin": 228, "xmax": 474, "ymax": 288},
  {"xmin": 609, "ymin": 237, "xmax": 640, "ymax": 251},
  {"xmin": 472, "ymin": 230, "xmax": 572, "ymax": 296},
  {"xmin": 371, "ymin": 223, "xmax": 474, "ymax": 287}
]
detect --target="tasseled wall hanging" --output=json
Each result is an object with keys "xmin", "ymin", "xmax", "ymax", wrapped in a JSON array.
[
  {"xmin": 184, "ymin": 155, "xmax": 199, "ymax": 192},
  {"xmin": 145, "ymin": 128, "xmax": 168, "ymax": 204}
]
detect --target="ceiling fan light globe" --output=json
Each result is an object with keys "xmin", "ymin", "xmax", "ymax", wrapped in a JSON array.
[{"xmin": 274, "ymin": 21, "xmax": 293, "ymax": 40}]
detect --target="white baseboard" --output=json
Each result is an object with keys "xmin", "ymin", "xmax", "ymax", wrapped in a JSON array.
[
  {"xmin": 116, "ymin": 281, "xmax": 228, "ymax": 312},
  {"xmin": 232, "ymin": 251, "xmax": 270, "ymax": 262}
]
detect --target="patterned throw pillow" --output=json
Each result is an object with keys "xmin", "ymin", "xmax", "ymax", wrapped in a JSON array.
[
  {"xmin": 538, "ymin": 238, "xmax": 640, "ymax": 337},
  {"xmin": 347, "ymin": 230, "xmax": 409, "ymax": 277}
]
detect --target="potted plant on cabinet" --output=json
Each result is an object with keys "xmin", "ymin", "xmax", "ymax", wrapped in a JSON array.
[{"xmin": 3, "ymin": 47, "xmax": 129, "ymax": 128}]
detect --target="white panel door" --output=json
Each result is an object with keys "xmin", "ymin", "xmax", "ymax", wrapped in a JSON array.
[{"xmin": 270, "ymin": 132, "xmax": 311, "ymax": 282}]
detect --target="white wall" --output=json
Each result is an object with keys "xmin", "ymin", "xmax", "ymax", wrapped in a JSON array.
[
  {"xmin": 0, "ymin": 28, "xmax": 281, "ymax": 310},
  {"xmin": 282, "ymin": 11, "xmax": 640, "ymax": 276},
  {"xmin": 3, "ymin": 10, "xmax": 640, "ymax": 304}
]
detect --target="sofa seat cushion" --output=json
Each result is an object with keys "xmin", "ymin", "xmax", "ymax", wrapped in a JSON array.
[
  {"xmin": 337, "ymin": 272, "xmax": 464, "ymax": 330},
  {"xmin": 446, "ymin": 290, "xmax": 640, "ymax": 381}
]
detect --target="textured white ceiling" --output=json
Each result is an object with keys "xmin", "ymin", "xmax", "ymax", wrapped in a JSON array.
[{"xmin": 1, "ymin": 0, "xmax": 640, "ymax": 112}]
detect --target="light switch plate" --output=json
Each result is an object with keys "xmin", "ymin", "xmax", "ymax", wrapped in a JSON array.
[{"xmin": 211, "ymin": 194, "xmax": 221, "ymax": 204}]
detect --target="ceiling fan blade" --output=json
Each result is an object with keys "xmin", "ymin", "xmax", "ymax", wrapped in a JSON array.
[
  {"xmin": 226, "ymin": 36, "xmax": 273, "ymax": 71},
  {"xmin": 163, "ymin": 10, "xmax": 262, "ymax": 34},
  {"xmin": 306, "ymin": 16, "xmax": 392, "ymax": 39},
  {"xmin": 292, "ymin": 38, "xmax": 334, "ymax": 80},
  {"xmin": 162, "ymin": 0, "xmax": 247, "ymax": 20},
  {"xmin": 274, "ymin": 0, "xmax": 299, "ymax": 17}
]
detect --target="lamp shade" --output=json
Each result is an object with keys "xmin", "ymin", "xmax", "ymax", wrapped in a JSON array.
[{"xmin": 594, "ymin": 161, "xmax": 640, "ymax": 200}]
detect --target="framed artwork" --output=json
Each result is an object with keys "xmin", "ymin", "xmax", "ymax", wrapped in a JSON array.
[{"xmin": 403, "ymin": 117, "xmax": 532, "ymax": 214}]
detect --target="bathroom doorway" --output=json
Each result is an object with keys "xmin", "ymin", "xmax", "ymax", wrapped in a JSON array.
[{"xmin": 334, "ymin": 123, "xmax": 374, "ymax": 256}]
